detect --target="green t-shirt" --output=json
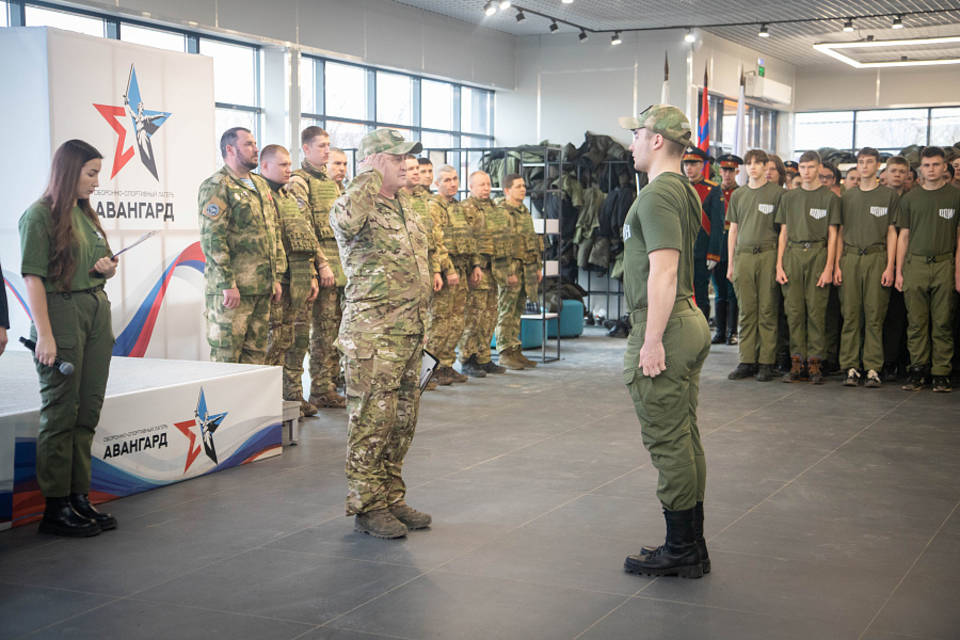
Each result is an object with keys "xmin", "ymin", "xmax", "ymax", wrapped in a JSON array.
[
  {"xmin": 725, "ymin": 181, "xmax": 783, "ymax": 248},
  {"xmin": 775, "ymin": 185, "xmax": 841, "ymax": 243},
  {"xmin": 19, "ymin": 200, "xmax": 110, "ymax": 293},
  {"xmin": 839, "ymin": 185, "xmax": 898, "ymax": 250},
  {"xmin": 897, "ymin": 183, "xmax": 960, "ymax": 256},
  {"xmin": 623, "ymin": 172, "xmax": 700, "ymax": 314}
]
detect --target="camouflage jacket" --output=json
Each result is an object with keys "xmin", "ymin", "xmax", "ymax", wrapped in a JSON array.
[
  {"xmin": 404, "ymin": 188, "xmax": 453, "ymax": 276},
  {"xmin": 499, "ymin": 199, "xmax": 544, "ymax": 268},
  {"xmin": 262, "ymin": 176, "xmax": 321, "ymax": 274},
  {"xmin": 428, "ymin": 195, "xmax": 479, "ymax": 268},
  {"xmin": 330, "ymin": 169, "xmax": 432, "ymax": 335},
  {"xmin": 198, "ymin": 166, "xmax": 282, "ymax": 295}
]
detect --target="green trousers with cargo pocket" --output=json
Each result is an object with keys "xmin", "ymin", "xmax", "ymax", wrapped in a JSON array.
[
  {"xmin": 838, "ymin": 249, "xmax": 890, "ymax": 372},
  {"xmin": 782, "ymin": 244, "xmax": 830, "ymax": 360},
  {"xmin": 732, "ymin": 247, "xmax": 779, "ymax": 365},
  {"xmin": 902, "ymin": 253, "xmax": 957, "ymax": 376},
  {"xmin": 31, "ymin": 288, "xmax": 114, "ymax": 498},
  {"xmin": 623, "ymin": 299, "xmax": 711, "ymax": 511}
]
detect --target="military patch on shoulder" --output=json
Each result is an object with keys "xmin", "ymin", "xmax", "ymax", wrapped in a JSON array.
[
  {"xmin": 202, "ymin": 196, "xmax": 228, "ymax": 219},
  {"xmin": 204, "ymin": 203, "xmax": 220, "ymax": 217}
]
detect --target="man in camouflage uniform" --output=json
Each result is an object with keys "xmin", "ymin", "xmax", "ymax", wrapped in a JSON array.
[
  {"xmin": 289, "ymin": 126, "xmax": 347, "ymax": 409},
  {"xmin": 198, "ymin": 127, "xmax": 282, "ymax": 363},
  {"xmin": 425, "ymin": 166, "xmax": 478, "ymax": 385},
  {"xmin": 416, "ymin": 158, "xmax": 434, "ymax": 198},
  {"xmin": 495, "ymin": 173, "xmax": 543, "ymax": 370},
  {"xmin": 328, "ymin": 148, "xmax": 349, "ymax": 193},
  {"xmin": 259, "ymin": 145, "xmax": 336, "ymax": 416},
  {"xmin": 332, "ymin": 129, "xmax": 432, "ymax": 539},
  {"xmin": 458, "ymin": 171, "xmax": 506, "ymax": 377}
]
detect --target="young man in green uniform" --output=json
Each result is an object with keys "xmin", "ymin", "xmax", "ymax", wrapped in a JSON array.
[
  {"xmin": 775, "ymin": 151, "xmax": 841, "ymax": 384},
  {"xmin": 726, "ymin": 149, "xmax": 783, "ymax": 382},
  {"xmin": 619, "ymin": 105, "xmax": 711, "ymax": 579},
  {"xmin": 895, "ymin": 146, "xmax": 960, "ymax": 393},
  {"xmin": 835, "ymin": 147, "xmax": 898, "ymax": 388}
]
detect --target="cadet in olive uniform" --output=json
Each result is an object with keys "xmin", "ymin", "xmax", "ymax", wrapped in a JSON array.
[
  {"xmin": 289, "ymin": 126, "xmax": 347, "ymax": 409},
  {"xmin": 726, "ymin": 149, "xmax": 783, "ymax": 382},
  {"xmin": 775, "ymin": 151, "xmax": 841, "ymax": 384},
  {"xmin": 618, "ymin": 106, "xmax": 711, "ymax": 579},
  {"xmin": 459, "ymin": 171, "xmax": 503, "ymax": 377},
  {"xmin": 835, "ymin": 147, "xmax": 899, "ymax": 388},
  {"xmin": 495, "ymin": 174, "xmax": 543, "ymax": 370},
  {"xmin": 198, "ymin": 127, "xmax": 283, "ymax": 363},
  {"xmin": 259, "ymin": 145, "xmax": 334, "ymax": 416},
  {"xmin": 425, "ymin": 166, "xmax": 478, "ymax": 385},
  {"xmin": 895, "ymin": 146, "xmax": 960, "ymax": 393},
  {"xmin": 332, "ymin": 129, "xmax": 433, "ymax": 539},
  {"xmin": 682, "ymin": 148, "xmax": 725, "ymax": 324},
  {"xmin": 20, "ymin": 139, "xmax": 119, "ymax": 537},
  {"xmin": 713, "ymin": 154, "xmax": 742, "ymax": 345},
  {"xmin": 882, "ymin": 156, "xmax": 913, "ymax": 379}
]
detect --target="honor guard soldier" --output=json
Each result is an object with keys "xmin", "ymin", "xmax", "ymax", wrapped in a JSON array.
[
  {"xmin": 289, "ymin": 126, "xmax": 347, "ymax": 409},
  {"xmin": 835, "ymin": 147, "xmax": 898, "ymax": 388},
  {"xmin": 775, "ymin": 151, "xmax": 841, "ymax": 384},
  {"xmin": 895, "ymin": 146, "xmax": 960, "ymax": 393},
  {"xmin": 495, "ymin": 174, "xmax": 543, "ymax": 370},
  {"xmin": 425, "ymin": 166, "xmax": 479, "ymax": 385},
  {"xmin": 260, "ymin": 145, "xmax": 334, "ymax": 416},
  {"xmin": 713, "ymin": 153, "xmax": 742, "ymax": 345},
  {"xmin": 681, "ymin": 147, "xmax": 725, "ymax": 324},
  {"xmin": 726, "ymin": 149, "xmax": 783, "ymax": 382},
  {"xmin": 458, "ymin": 171, "xmax": 504, "ymax": 377},
  {"xmin": 618, "ymin": 106, "xmax": 711, "ymax": 579},
  {"xmin": 332, "ymin": 129, "xmax": 433, "ymax": 538},
  {"xmin": 198, "ymin": 127, "xmax": 283, "ymax": 364}
]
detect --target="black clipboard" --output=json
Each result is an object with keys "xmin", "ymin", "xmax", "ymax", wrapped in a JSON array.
[{"xmin": 420, "ymin": 349, "xmax": 439, "ymax": 391}]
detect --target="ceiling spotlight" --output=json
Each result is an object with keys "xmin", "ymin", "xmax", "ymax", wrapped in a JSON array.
[
  {"xmin": 892, "ymin": 15, "xmax": 904, "ymax": 29},
  {"xmin": 758, "ymin": 23, "xmax": 770, "ymax": 38},
  {"xmin": 562, "ymin": 0, "xmax": 574, "ymax": 4},
  {"xmin": 498, "ymin": 0, "xmax": 512, "ymax": 9},
  {"xmin": 684, "ymin": 28, "xmax": 696, "ymax": 43},
  {"xmin": 549, "ymin": 20, "xmax": 559, "ymax": 33},
  {"xmin": 515, "ymin": 9, "xmax": 525, "ymax": 22},
  {"xmin": 483, "ymin": 1, "xmax": 496, "ymax": 17},
  {"xmin": 578, "ymin": 29, "xmax": 588, "ymax": 42},
  {"xmin": 843, "ymin": 19, "xmax": 854, "ymax": 32},
  {"xmin": 611, "ymin": 32, "xmax": 622, "ymax": 45}
]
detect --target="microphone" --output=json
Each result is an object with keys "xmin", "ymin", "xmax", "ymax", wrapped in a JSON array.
[{"xmin": 19, "ymin": 337, "xmax": 75, "ymax": 376}]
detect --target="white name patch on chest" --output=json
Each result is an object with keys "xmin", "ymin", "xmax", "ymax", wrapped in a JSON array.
[{"xmin": 809, "ymin": 208, "xmax": 827, "ymax": 220}]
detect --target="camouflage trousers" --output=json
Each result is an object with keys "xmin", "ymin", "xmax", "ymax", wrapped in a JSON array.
[
  {"xmin": 340, "ymin": 332, "xmax": 423, "ymax": 515},
  {"xmin": 205, "ymin": 293, "xmax": 270, "ymax": 363},
  {"xmin": 426, "ymin": 261, "xmax": 467, "ymax": 367},
  {"xmin": 495, "ymin": 278, "xmax": 526, "ymax": 353},
  {"xmin": 459, "ymin": 267, "xmax": 498, "ymax": 364},
  {"xmin": 309, "ymin": 285, "xmax": 344, "ymax": 396},
  {"xmin": 266, "ymin": 260, "xmax": 314, "ymax": 400}
]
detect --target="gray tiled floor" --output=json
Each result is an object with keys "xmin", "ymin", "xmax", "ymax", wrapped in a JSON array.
[{"xmin": 2, "ymin": 328, "xmax": 958, "ymax": 640}]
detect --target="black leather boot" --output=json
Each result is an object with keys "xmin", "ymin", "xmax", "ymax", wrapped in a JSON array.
[
  {"xmin": 70, "ymin": 493, "xmax": 118, "ymax": 531},
  {"xmin": 624, "ymin": 507, "xmax": 703, "ymax": 578},
  {"xmin": 38, "ymin": 497, "xmax": 100, "ymax": 537},
  {"xmin": 461, "ymin": 355, "xmax": 487, "ymax": 378},
  {"xmin": 711, "ymin": 300, "xmax": 728, "ymax": 344},
  {"xmin": 694, "ymin": 502, "xmax": 710, "ymax": 574}
]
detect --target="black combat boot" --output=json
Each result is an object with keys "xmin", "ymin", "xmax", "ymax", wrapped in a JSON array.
[
  {"xmin": 755, "ymin": 364, "xmax": 775, "ymax": 382},
  {"xmin": 481, "ymin": 360, "xmax": 506, "ymax": 374},
  {"xmin": 70, "ymin": 493, "xmax": 117, "ymax": 530},
  {"xmin": 38, "ymin": 497, "xmax": 100, "ymax": 537},
  {"xmin": 624, "ymin": 507, "xmax": 703, "ymax": 578},
  {"xmin": 694, "ymin": 501, "xmax": 710, "ymax": 574},
  {"xmin": 461, "ymin": 355, "xmax": 487, "ymax": 378},
  {"xmin": 727, "ymin": 362, "xmax": 756, "ymax": 380},
  {"xmin": 711, "ymin": 300, "xmax": 728, "ymax": 344},
  {"xmin": 901, "ymin": 365, "xmax": 927, "ymax": 391}
]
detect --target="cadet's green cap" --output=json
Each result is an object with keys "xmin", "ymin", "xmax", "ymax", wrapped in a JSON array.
[
  {"xmin": 358, "ymin": 128, "xmax": 423, "ymax": 160},
  {"xmin": 618, "ymin": 105, "xmax": 692, "ymax": 146}
]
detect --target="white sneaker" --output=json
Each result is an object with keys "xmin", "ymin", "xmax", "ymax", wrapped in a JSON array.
[
  {"xmin": 843, "ymin": 368, "xmax": 861, "ymax": 386},
  {"xmin": 865, "ymin": 369, "xmax": 881, "ymax": 388}
]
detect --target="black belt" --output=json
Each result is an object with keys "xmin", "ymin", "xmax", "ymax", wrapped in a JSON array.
[{"xmin": 846, "ymin": 243, "xmax": 885, "ymax": 256}]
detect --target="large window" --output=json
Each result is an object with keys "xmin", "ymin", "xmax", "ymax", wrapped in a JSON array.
[
  {"xmin": 199, "ymin": 37, "xmax": 262, "ymax": 145},
  {"xmin": 795, "ymin": 107, "xmax": 960, "ymax": 156},
  {"xmin": 301, "ymin": 56, "xmax": 495, "ymax": 153},
  {"xmin": 699, "ymin": 92, "xmax": 779, "ymax": 156},
  {"xmin": 24, "ymin": 4, "xmax": 104, "ymax": 36}
]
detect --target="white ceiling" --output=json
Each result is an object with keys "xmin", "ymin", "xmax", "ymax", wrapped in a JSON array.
[{"xmin": 393, "ymin": 0, "xmax": 960, "ymax": 67}]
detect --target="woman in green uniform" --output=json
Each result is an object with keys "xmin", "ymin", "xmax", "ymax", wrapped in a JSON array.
[{"xmin": 19, "ymin": 139, "xmax": 119, "ymax": 537}]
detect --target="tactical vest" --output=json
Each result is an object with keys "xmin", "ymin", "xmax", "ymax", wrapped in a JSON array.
[
  {"xmin": 293, "ymin": 165, "xmax": 339, "ymax": 240},
  {"xmin": 463, "ymin": 197, "xmax": 495, "ymax": 257},
  {"xmin": 273, "ymin": 187, "xmax": 318, "ymax": 257},
  {"xmin": 439, "ymin": 197, "xmax": 476, "ymax": 257},
  {"xmin": 484, "ymin": 202, "xmax": 517, "ymax": 259},
  {"xmin": 506, "ymin": 202, "xmax": 541, "ymax": 259}
]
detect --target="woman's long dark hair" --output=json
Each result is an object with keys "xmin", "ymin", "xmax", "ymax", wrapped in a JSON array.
[{"xmin": 41, "ymin": 139, "xmax": 112, "ymax": 289}]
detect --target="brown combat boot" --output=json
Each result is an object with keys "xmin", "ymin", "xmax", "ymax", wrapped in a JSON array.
[
  {"xmin": 310, "ymin": 390, "xmax": 347, "ymax": 408},
  {"xmin": 517, "ymin": 351, "xmax": 538, "ymax": 368},
  {"xmin": 299, "ymin": 399, "xmax": 318, "ymax": 417},
  {"xmin": 781, "ymin": 355, "xmax": 805, "ymax": 383},
  {"xmin": 446, "ymin": 366, "xmax": 468, "ymax": 383},
  {"xmin": 388, "ymin": 502, "xmax": 432, "ymax": 529},
  {"xmin": 433, "ymin": 367, "xmax": 453, "ymax": 385},
  {"xmin": 354, "ymin": 508, "xmax": 407, "ymax": 539},
  {"xmin": 498, "ymin": 348, "xmax": 527, "ymax": 370},
  {"xmin": 808, "ymin": 357, "xmax": 824, "ymax": 385}
]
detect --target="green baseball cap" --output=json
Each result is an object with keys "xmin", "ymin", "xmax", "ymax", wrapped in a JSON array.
[
  {"xmin": 358, "ymin": 128, "xmax": 423, "ymax": 160},
  {"xmin": 619, "ymin": 104, "xmax": 692, "ymax": 146}
]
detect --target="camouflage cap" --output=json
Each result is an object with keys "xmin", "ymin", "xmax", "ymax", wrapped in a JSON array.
[
  {"xmin": 358, "ymin": 128, "xmax": 423, "ymax": 160},
  {"xmin": 618, "ymin": 104, "xmax": 692, "ymax": 146}
]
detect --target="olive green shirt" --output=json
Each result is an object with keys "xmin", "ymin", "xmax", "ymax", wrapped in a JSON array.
[
  {"xmin": 839, "ymin": 185, "xmax": 899, "ymax": 250},
  {"xmin": 19, "ymin": 201, "xmax": 110, "ymax": 293},
  {"xmin": 897, "ymin": 183, "xmax": 960, "ymax": 256},
  {"xmin": 725, "ymin": 182, "xmax": 783, "ymax": 248},
  {"xmin": 623, "ymin": 172, "xmax": 701, "ymax": 313},
  {"xmin": 775, "ymin": 185, "xmax": 841, "ymax": 243}
]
